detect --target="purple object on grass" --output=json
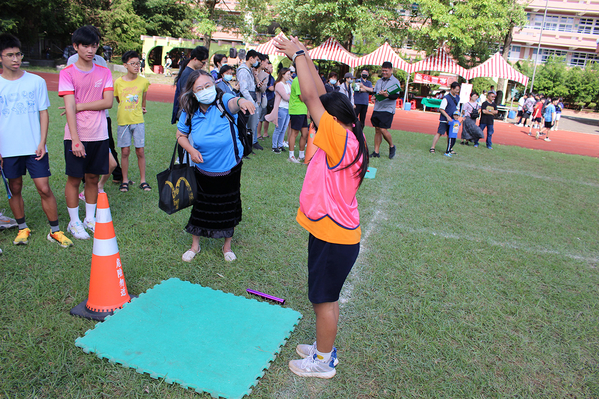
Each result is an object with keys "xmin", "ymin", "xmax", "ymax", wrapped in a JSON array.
[{"xmin": 246, "ymin": 289, "xmax": 285, "ymax": 304}]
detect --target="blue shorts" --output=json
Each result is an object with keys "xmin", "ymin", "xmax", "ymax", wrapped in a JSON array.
[
  {"xmin": 64, "ymin": 139, "xmax": 109, "ymax": 178},
  {"xmin": 307, "ymin": 233, "xmax": 360, "ymax": 304},
  {"xmin": 2, "ymin": 154, "xmax": 51, "ymax": 179},
  {"xmin": 437, "ymin": 122, "xmax": 450, "ymax": 136}
]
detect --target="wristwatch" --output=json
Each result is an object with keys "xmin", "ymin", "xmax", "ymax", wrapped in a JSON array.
[{"xmin": 292, "ymin": 50, "xmax": 305, "ymax": 63}]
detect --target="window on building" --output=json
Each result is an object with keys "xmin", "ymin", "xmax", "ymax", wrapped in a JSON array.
[
  {"xmin": 532, "ymin": 48, "xmax": 567, "ymax": 63},
  {"xmin": 544, "ymin": 16, "xmax": 559, "ymax": 31},
  {"xmin": 508, "ymin": 46, "xmax": 521, "ymax": 61},
  {"xmin": 578, "ymin": 17, "xmax": 599, "ymax": 34},
  {"xmin": 558, "ymin": 17, "xmax": 574, "ymax": 32},
  {"xmin": 527, "ymin": 14, "xmax": 544, "ymax": 29},
  {"xmin": 569, "ymin": 52, "xmax": 599, "ymax": 67}
]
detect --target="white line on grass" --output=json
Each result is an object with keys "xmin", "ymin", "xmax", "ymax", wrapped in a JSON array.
[
  {"xmin": 397, "ymin": 224, "xmax": 599, "ymax": 264},
  {"xmin": 338, "ymin": 207, "xmax": 385, "ymax": 305},
  {"xmin": 430, "ymin": 159, "xmax": 599, "ymax": 188}
]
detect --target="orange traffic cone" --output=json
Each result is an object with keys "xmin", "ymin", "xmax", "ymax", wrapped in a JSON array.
[{"xmin": 71, "ymin": 192, "xmax": 134, "ymax": 321}]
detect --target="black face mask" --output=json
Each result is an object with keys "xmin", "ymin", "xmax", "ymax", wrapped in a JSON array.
[{"xmin": 361, "ymin": 74, "xmax": 368, "ymax": 79}]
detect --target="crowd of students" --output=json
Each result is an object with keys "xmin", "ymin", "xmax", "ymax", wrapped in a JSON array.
[
  {"xmin": 0, "ymin": 26, "xmax": 150, "ymax": 251},
  {"xmin": 0, "ymin": 26, "xmax": 374, "ymax": 381}
]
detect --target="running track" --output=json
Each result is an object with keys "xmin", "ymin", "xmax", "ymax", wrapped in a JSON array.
[{"xmin": 36, "ymin": 72, "xmax": 599, "ymax": 158}]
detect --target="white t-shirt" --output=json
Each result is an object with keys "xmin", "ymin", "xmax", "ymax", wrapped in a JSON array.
[
  {"xmin": 0, "ymin": 72, "xmax": 51, "ymax": 157},
  {"xmin": 518, "ymin": 96, "xmax": 525, "ymax": 111},
  {"xmin": 279, "ymin": 82, "xmax": 291, "ymax": 109},
  {"xmin": 67, "ymin": 54, "xmax": 110, "ymax": 117}
]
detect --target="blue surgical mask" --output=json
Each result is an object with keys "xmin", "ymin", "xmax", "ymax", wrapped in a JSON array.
[
  {"xmin": 252, "ymin": 60, "xmax": 259, "ymax": 67},
  {"xmin": 222, "ymin": 63, "xmax": 228, "ymax": 67},
  {"xmin": 330, "ymin": 79, "xmax": 337, "ymax": 85},
  {"xmin": 223, "ymin": 74, "xmax": 233, "ymax": 82},
  {"xmin": 194, "ymin": 86, "xmax": 217, "ymax": 104}
]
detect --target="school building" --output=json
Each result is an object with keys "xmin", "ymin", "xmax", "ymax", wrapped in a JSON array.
[{"xmin": 508, "ymin": 0, "xmax": 599, "ymax": 67}]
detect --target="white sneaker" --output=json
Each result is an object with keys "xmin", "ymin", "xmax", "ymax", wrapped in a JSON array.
[
  {"xmin": 282, "ymin": 141, "xmax": 289, "ymax": 148},
  {"xmin": 289, "ymin": 354, "xmax": 337, "ymax": 379},
  {"xmin": 288, "ymin": 155, "xmax": 300, "ymax": 164},
  {"xmin": 516, "ymin": 123, "xmax": 523, "ymax": 127},
  {"xmin": 83, "ymin": 218, "xmax": 95, "ymax": 233},
  {"xmin": 68, "ymin": 221, "xmax": 90, "ymax": 240},
  {"xmin": 544, "ymin": 137, "xmax": 551, "ymax": 142},
  {"xmin": 296, "ymin": 342, "xmax": 339, "ymax": 366}
]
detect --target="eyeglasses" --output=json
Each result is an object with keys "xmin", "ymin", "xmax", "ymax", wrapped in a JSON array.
[
  {"xmin": 127, "ymin": 62, "xmax": 141, "ymax": 66},
  {"xmin": 2, "ymin": 52, "xmax": 24, "ymax": 59},
  {"xmin": 194, "ymin": 83, "xmax": 214, "ymax": 92}
]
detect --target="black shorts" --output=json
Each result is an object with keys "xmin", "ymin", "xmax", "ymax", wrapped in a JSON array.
[
  {"xmin": 307, "ymin": 233, "xmax": 360, "ymax": 304},
  {"xmin": 517, "ymin": 110, "xmax": 523, "ymax": 117},
  {"xmin": 289, "ymin": 114, "xmax": 308, "ymax": 130},
  {"xmin": 2, "ymin": 154, "xmax": 51, "ymax": 179},
  {"xmin": 533, "ymin": 117, "xmax": 542, "ymax": 123},
  {"xmin": 370, "ymin": 111, "xmax": 394, "ymax": 129},
  {"xmin": 266, "ymin": 98, "xmax": 275, "ymax": 114},
  {"xmin": 544, "ymin": 121, "xmax": 553, "ymax": 129},
  {"xmin": 436, "ymin": 122, "xmax": 450, "ymax": 136},
  {"xmin": 64, "ymin": 139, "xmax": 110, "ymax": 178}
]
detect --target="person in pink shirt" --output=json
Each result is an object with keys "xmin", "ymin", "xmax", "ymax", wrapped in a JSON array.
[{"xmin": 58, "ymin": 26, "xmax": 113, "ymax": 240}]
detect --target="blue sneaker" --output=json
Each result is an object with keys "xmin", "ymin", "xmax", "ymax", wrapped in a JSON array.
[
  {"xmin": 444, "ymin": 153, "xmax": 452, "ymax": 157},
  {"xmin": 473, "ymin": 144, "xmax": 479, "ymax": 148},
  {"xmin": 487, "ymin": 146, "xmax": 493, "ymax": 150},
  {"xmin": 289, "ymin": 353, "xmax": 337, "ymax": 379}
]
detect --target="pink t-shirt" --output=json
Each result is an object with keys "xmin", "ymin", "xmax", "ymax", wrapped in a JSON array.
[{"xmin": 58, "ymin": 63, "xmax": 113, "ymax": 141}]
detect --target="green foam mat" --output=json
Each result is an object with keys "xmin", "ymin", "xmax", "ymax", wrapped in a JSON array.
[
  {"xmin": 365, "ymin": 167, "xmax": 377, "ymax": 179},
  {"xmin": 75, "ymin": 278, "xmax": 302, "ymax": 398}
]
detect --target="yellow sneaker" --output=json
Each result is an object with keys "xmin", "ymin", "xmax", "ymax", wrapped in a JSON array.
[
  {"xmin": 13, "ymin": 228, "xmax": 31, "ymax": 245},
  {"xmin": 47, "ymin": 230, "xmax": 73, "ymax": 248}
]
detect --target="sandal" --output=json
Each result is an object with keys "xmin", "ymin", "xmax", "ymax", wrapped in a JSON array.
[
  {"xmin": 139, "ymin": 182, "xmax": 152, "ymax": 191},
  {"xmin": 451, "ymin": 150, "xmax": 457, "ymax": 155},
  {"xmin": 222, "ymin": 246, "xmax": 237, "ymax": 262},
  {"xmin": 119, "ymin": 182, "xmax": 129, "ymax": 192},
  {"xmin": 182, "ymin": 247, "xmax": 200, "ymax": 262},
  {"xmin": 429, "ymin": 148, "xmax": 435, "ymax": 153}
]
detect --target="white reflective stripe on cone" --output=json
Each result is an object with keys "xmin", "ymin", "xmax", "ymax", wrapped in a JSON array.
[
  {"xmin": 92, "ymin": 237, "xmax": 119, "ymax": 256},
  {"xmin": 96, "ymin": 208, "xmax": 112, "ymax": 224}
]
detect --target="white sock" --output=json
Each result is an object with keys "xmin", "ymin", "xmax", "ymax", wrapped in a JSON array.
[
  {"xmin": 85, "ymin": 203, "xmax": 97, "ymax": 222},
  {"xmin": 289, "ymin": 151, "xmax": 295, "ymax": 159},
  {"xmin": 299, "ymin": 150, "xmax": 305, "ymax": 159},
  {"xmin": 315, "ymin": 348, "xmax": 332, "ymax": 363},
  {"xmin": 67, "ymin": 207, "xmax": 80, "ymax": 223}
]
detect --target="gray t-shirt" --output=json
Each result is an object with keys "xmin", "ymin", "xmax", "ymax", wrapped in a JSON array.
[
  {"xmin": 373, "ymin": 75, "xmax": 400, "ymax": 114},
  {"xmin": 67, "ymin": 54, "xmax": 110, "ymax": 117}
]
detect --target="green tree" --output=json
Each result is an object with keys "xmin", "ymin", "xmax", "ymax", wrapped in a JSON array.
[
  {"xmin": 532, "ymin": 56, "xmax": 569, "ymax": 99},
  {"xmin": 273, "ymin": 0, "xmax": 407, "ymax": 52},
  {"xmin": 133, "ymin": 0, "xmax": 194, "ymax": 38},
  {"xmin": 102, "ymin": 0, "xmax": 146, "ymax": 53}
]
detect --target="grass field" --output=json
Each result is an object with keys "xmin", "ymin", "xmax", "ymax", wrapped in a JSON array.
[{"xmin": 1, "ymin": 94, "xmax": 598, "ymax": 398}]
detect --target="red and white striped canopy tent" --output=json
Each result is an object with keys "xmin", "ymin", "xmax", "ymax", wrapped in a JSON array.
[
  {"xmin": 466, "ymin": 52, "xmax": 529, "ymax": 86},
  {"xmin": 356, "ymin": 42, "xmax": 411, "ymax": 72},
  {"xmin": 254, "ymin": 32, "xmax": 288, "ymax": 56},
  {"xmin": 308, "ymin": 37, "xmax": 359, "ymax": 68},
  {"xmin": 409, "ymin": 48, "xmax": 468, "ymax": 77}
]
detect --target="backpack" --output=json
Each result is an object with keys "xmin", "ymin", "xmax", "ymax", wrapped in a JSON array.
[{"xmin": 185, "ymin": 89, "xmax": 253, "ymax": 159}]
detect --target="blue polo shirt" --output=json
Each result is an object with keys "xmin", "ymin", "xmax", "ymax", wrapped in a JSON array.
[
  {"xmin": 177, "ymin": 93, "xmax": 243, "ymax": 173},
  {"xmin": 544, "ymin": 104, "xmax": 556, "ymax": 122}
]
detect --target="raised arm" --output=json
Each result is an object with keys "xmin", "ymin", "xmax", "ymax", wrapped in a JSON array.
[{"xmin": 275, "ymin": 37, "xmax": 326, "ymax": 127}]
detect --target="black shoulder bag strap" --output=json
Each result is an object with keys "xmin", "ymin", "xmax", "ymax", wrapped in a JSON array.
[{"xmin": 214, "ymin": 92, "xmax": 241, "ymax": 163}]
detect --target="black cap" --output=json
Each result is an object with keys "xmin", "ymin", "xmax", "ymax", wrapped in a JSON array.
[{"xmin": 381, "ymin": 61, "xmax": 393, "ymax": 69}]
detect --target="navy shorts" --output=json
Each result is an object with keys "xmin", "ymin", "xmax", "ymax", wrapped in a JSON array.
[
  {"xmin": 437, "ymin": 122, "xmax": 450, "ymax": 136},
  {"xmin": 289, "ymin": 114, "xmax": 308, "ymax": 130},
  {"xmin": 533, "ymin": 117, "xmax": 542, "ymax": 123},
  {"xmin": 64, "ymin": 139, "xmax": 109, "ymax": 178},
  {"xmin": 307, "ymin": 233, "xmax": 360, "ymax": 304},
  {"xmin": 2, "ymin": 154, "xmax": 51, "ymax": 179},
  {"xmin": 544, "ymin": 121, "xmax": 553, "ymax": 129},
  {"xmin": 370, "ymin": 111, "xmax": 394, "ymax": 129}
]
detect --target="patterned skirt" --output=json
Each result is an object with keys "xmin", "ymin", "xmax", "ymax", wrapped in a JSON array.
[{"xmin": 186, "ymin": 161, "xmax": 242, "ymax": 238}]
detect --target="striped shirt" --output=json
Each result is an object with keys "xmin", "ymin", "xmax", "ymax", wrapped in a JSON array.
[{"xmin": 58, "ymin": 63, "xmax": 113, "ymax": 141}]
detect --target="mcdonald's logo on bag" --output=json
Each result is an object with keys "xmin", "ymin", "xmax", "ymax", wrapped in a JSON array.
[
  {"xmin": 165, "ymin": 177, "xmax": 195, "ymax": 210},
  {"xmin": 157, "ymin": 143, "xmax": 198, "ymax": 215}
]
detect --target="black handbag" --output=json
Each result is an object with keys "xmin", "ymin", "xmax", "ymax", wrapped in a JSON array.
[{"xmin": 156, "ymin": 141, "xmax": 198, "ymax": 215}]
